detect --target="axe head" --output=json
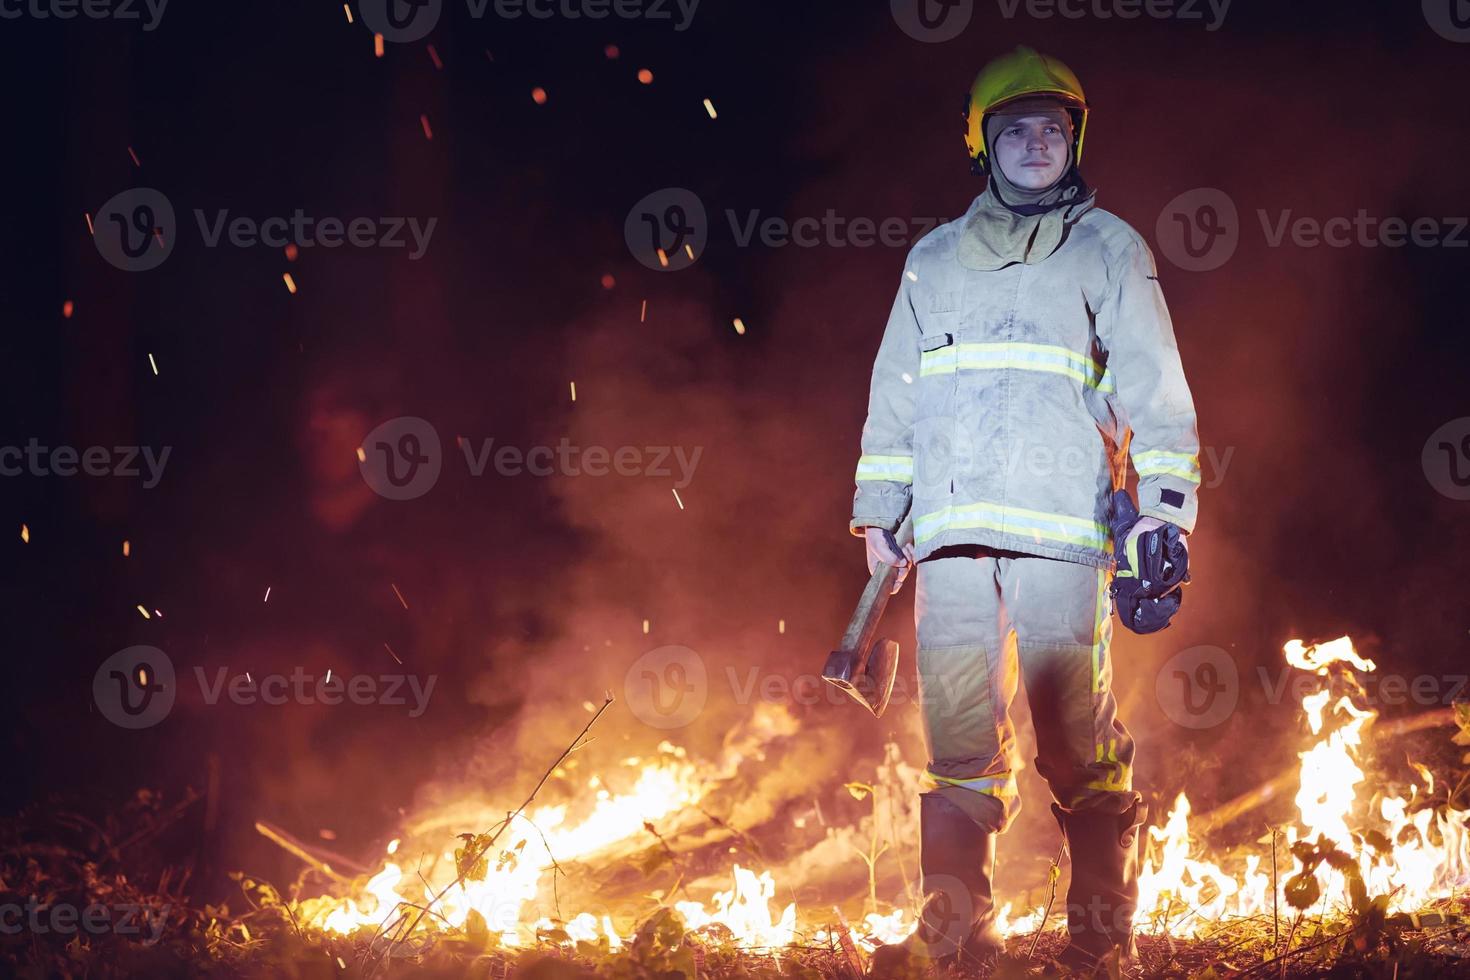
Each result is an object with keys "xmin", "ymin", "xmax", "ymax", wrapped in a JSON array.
[{"xmin": 822, "ymin": 638, "xmax": 900, "ymax": 718}]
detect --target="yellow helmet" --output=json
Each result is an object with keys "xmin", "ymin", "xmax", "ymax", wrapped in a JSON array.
[{"xmin": 963, "ymin": 46, "xmax": 1089, "ymax": 175}]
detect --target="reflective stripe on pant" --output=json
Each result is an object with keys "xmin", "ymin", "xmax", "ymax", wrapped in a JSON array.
[{"xmin": 913, "ymin": 546, "xmax": 1137, "ymax": 834}]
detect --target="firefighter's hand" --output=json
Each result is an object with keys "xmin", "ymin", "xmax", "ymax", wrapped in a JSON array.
[
  {"xmin": 863, "ymin": 526, "xmax": 916, "ymax": 595},
  {"xmin": 1121, "ymin": 516, "xmax": 1167, "ymax": 562}
]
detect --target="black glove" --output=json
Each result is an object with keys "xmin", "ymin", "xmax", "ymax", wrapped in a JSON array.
[{"xmin": 1108, "ymin": 490, "xmax": 1189, "ymax": 634}]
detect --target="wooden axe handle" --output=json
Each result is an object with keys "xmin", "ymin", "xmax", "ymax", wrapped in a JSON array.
[{"xmin": 838, "ymin": 515, "xmax": 915, "ymax": 655}]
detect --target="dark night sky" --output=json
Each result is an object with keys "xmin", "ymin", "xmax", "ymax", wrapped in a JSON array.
[{"xmin": 2, "ymin": 0, "xmax": 1468, "ymax": 902}]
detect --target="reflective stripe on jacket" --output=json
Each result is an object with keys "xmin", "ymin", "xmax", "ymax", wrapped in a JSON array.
[{"xmin": 850, "ymin": 197, "xmax": 1200, "ymax": 569}]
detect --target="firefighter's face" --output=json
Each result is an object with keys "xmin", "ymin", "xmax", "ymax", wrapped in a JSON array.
[{"xmin": 992, "ymin": 115, "xmax": 1071, "ymax": 190}]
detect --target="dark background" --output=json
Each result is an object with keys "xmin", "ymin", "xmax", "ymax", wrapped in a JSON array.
[{"xmin": 2, "ymin": 0, "xmax": 1467, "ymax": 906}]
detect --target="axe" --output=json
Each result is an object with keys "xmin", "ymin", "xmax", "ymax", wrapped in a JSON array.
[{"xmin": 822, "ymin": 513, "xmax": 915, "ymax": 718}]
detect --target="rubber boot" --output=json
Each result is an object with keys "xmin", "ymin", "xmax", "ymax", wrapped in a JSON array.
[
  {"xmin": 1050, "ymin": 799, "xmax": 1147, "ymax": 973},
  {"xmin": 899, "ymin": 793, "xmax": 1003, "ymax": 974}
]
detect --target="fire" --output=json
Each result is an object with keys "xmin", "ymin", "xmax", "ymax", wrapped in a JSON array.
[
  {"xmin": 1137, "ymin": 636, "xmax": 1470, "ymax": 937},
  {"xmin": 297, "ymin": 638, "xmax": 1468, "ymax": 958}
]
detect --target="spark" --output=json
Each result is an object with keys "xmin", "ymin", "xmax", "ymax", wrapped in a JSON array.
[
  {"xmin": 136, "ymin": 605, "xmax": 151, "ymax": 619},
  {"xmin": 20, "ymin": 524, "xmax": 29, "ymax": 544},
  {"xmin": 703, "ymin": 98, "xmax": 717, "ymax": 119},
  {"xmin": 390, "ymin": 583, "xmax": 409, "ymax": 609},
  {"xmin": 356, "ymin": 446, "xmax": 367, "ymax": 462},
  {"xmin": 263, "ymin": 586, "xmax": 271, "ymax": 602},
  {"xmin": 374, "ymin": 33, "xmax": 384, "ymax": 57},
  {"xmin": 384, "ymin": 642, "xmax": 402, "ymax": 665},
  {"xmin": 122, "ymin": 540, "xmax": 130, "ymax": 557},
  {"xmin": 905, "ymin": 270, "xmax": 918, "ymax": 282},
  {"xmin": 642, "ymin": 619, "xmax": 650, "ymax": 634},
  {"xmin": 85, "ymin": 212, "xmax": 95, "ymax": 235},
  {"xmin": 420, "ymin": 114, "xmax": 434, "ymax": 140},
  {"xmin": 600, "ymin": 273, "xmax": 616, "ymax": 289},
  {"xmin": 733, "ymin": 318, "xmax": 746, "ymax": 335},
  {"xmin": 656, "ymin": 248, "xmax": 669, "ymax": 268},
  {"xmin": 283, "ymin": 273, "xmax": 298, "ymax": 294},
  {"xmin": 386, "ymin": 838, "xmax": 400, "ymax": 854},
  {"xmin": 684, "ymin": 243, "xmax": 694, "ymax": 260},
  {"xmin": 342, "ymin": 3, "xmax": 351, "ymax": 22},
  {"xmin": 148, "ymin": 353, "xmax": 159, "ymax": 375},
  {"xmin": 604, "ymin": 44, "xmax": 619, "ymax": 59},
  {"xmin": 569, "ymin": 381, "xmax": 577, "ymax": 402},
  {"xmin": 532, "ymin": 87, "xmax": 548, "ymax": 105},
  {"xmin": 326, "ymin": 668, "xmax": 333, "ymax": 684},
  {"xmin": 128, "ymin": 146, "xmax": 141, "ymax": 167},
  {"xmin": 285, "ymin": 243, "xmax": 298, "ymax": 261},
  {"xmin": 62, "ymin": 300, "xmax": 74, "ymax": 318},
  {"xmin": 640, "ymin": 299, "xmax": 647, "ymax": 322},
  {"xmin": 637, "ymin": 69, "xmax": 653, "ymax": 84},
  {"xmin": 778, "ymin": 619, "xmax": 785, "ymax": 634},
  {"xmin": 427, "ymin": 44, "xmax": 443, "ymax": 70},
  {"xmin": 672, "ymin": 488, "xmax": 685, "ymax": 510}
]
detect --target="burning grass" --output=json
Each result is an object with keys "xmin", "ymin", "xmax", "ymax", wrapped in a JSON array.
[{"xmin": 6, "ymin": 637, "xmax": 1470, "ymax": 977}]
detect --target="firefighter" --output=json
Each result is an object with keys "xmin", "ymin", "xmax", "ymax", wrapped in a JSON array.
[{"xmin": 850, "ymin": 47, "xmax": 1200, "ymax": 972}]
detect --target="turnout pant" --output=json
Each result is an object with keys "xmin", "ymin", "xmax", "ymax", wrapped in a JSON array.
[{"xmin": 913, "ymin": 545, "xmax": 1139, "ymax": 833}]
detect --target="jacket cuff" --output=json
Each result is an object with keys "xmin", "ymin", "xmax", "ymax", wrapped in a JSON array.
[
  {"xmin": 849, "ymin": 516, "xmax": 901, "ymax": 537},
  {"xmin": 1137, "ymin": 477, "xmax": 1197, "ymax": 534},
  {"xmin": 851, "ymin": 482, "xmax": 910, "ymax": 536}
]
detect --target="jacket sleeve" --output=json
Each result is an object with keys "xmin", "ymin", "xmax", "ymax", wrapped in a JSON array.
[
  {"xmin": 849, "ymin": 267, "xmax": 922, "ymax": 536},
  {"xmin": 1095, "ymin": 237, "xmax": 1201, "ymax": 533}
]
